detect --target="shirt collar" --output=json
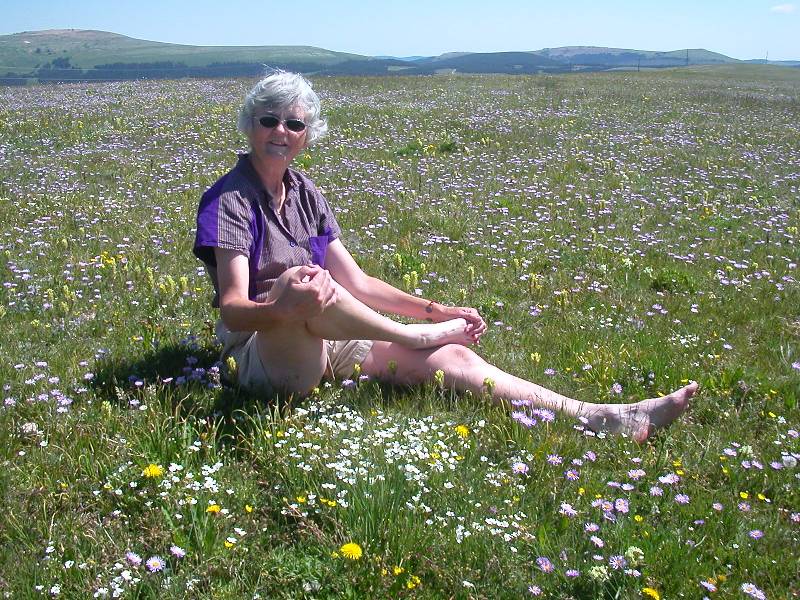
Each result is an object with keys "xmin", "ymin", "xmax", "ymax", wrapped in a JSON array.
[{"xmin": 235, "ymin": 153, "xmax": 299, "ymax": 204}]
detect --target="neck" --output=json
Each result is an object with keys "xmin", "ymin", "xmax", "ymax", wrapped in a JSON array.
[{"xmin": 248, "ymin": 155, "xmax": 286, "ymax": 205}]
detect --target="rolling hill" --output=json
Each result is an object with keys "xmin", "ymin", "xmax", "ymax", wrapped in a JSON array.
[{"xmin": 0, "ymin": 29, "xmax": 795, "ymax": 84}]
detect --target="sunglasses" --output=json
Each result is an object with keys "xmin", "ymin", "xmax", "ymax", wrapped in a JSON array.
[{"xmin": 257, "ymin": 114, "xmax": 307, "ymax": 133}]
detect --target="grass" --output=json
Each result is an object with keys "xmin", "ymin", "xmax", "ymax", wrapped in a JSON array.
[{"xmin": 0, "ymin": 67, "xmax": 799, "ymax": 598}]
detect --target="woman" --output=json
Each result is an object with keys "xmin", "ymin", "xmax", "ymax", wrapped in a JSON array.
[{"xmin": 194, "ymin": 70, "xmax": 696, "ymax": 442}]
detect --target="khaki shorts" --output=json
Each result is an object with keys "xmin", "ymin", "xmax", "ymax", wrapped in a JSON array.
[{"xmin": 215, "ymin": 320, "xmax": 373, "ymax": 392}]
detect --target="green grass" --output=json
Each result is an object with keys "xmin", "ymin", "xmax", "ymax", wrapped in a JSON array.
[{"xmin": 0, "ymin": 68, "xmax": 799, "ymax": 598}]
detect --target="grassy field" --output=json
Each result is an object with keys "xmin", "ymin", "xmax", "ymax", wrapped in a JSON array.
[{"xmin": 0, "ymin": 66, "xmax": 798, "ymax": 598}]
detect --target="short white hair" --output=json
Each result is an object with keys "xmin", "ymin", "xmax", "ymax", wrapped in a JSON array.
[{"xmin": 237, "ymin": 69, "xmax": 327, "ymax": 146}]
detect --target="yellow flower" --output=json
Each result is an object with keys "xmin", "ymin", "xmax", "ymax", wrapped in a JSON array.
[
  {"xmin": 224, "ymin": 539, "xmax": 235, "ymax": 548},
  {"xmin": 339, "ymin": 542, "xmax": 363, "ymax": 560},
  {"xmin": 206, "ymin": 504, "xmax": 221, "ymax": 514},
  {"xmin": 296, "ymin": 495, "xmax": 307, "ymax": 504},
  {"xmin": 634, "ymin": 514, "xmax": 644, "ymax": 523},
  {"xmin": 454, "ymin": 424, "xmax": 470, "ymax": 438},
  {"xmin": 245, "ymin": 504, "xmax": 254, "ymax": 513},
  {"xmin": 406, "ymin": 575, "xmax": 421, "ymax": 590},
  {"xmin": 641, "ymin": 587, "xmax": 660, "ymax": 600},
  {"xmin": 739, "ymin": 491, "xmax": 749, "ymax": 499},
  {"xmin": 578, "ymin": 487, "xmax": 585, "ymax": 496},
  {"xmin": 393, "ymin": 565, "xmax": 405, "ymax": 576},
  {"xmin": 142, "ymin": 464, "xmax": 164, "ymax": 478}
]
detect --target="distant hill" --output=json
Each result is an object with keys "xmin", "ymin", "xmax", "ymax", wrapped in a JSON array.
[{"xmin": 0, "ymin": 29, "xmax": 795, "ymax": 85}]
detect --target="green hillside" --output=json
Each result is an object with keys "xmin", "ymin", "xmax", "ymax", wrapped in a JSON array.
[{"xmin": 0, "ymin": 29, "xmax": 368, "ymax": 71}]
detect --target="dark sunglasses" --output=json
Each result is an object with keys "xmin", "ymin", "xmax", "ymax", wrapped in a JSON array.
[{"xmin": 257, "ymin": 114, "xmax": 307, "ymax": 132}]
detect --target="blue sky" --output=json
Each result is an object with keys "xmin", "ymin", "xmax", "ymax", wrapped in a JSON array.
[{"xmin": 1, "ymin": 0, "xmax": 798, "ymax": 60}]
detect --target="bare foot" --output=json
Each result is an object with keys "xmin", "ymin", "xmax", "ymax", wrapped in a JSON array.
[
  {"xmin": 406, "ymin": 318, "xmax": 473, "ymax": 349},
  {"xmin": 585, "ymin": 382, "xmax": 698, "ymax": 443}
]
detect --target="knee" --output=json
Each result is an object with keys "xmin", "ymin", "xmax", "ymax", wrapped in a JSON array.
[{"xmin": 429, "ymin": 344, "xmax": 483, "ymax": 370}]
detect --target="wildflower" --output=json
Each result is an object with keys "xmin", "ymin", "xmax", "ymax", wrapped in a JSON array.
[
  {"xmin": 649, "ymin": 486, "xmax": 663, "ymax": 497},
  {"xmin": 169, "ymin": 545, "xmax": 186, "ymax": 558},
  {"xmin": 536, "ymin": 556, "xmax": 554, "ymax": 573},
  {"xmin": 675, "ymin": 493, "xmax": 690, "ymax": 505},
  {"xmin": 641, "ymin": 587, "xmax": 660, "ymax": 599},
  {"xmin": 392, "ymin": 565, "xmax": 405, "ymax": 576},
  {"xmin": 565, "ymin": 569, "xmax": 580, "ymax": 577},
  {"xmin": 559, "ymin": 502, "xmax": 577, "ymax": 517},
  {"xmin": 546, "ymin": 454, "xmax": 563, "ymax": 465},
  {"xmin": 528, "ymin": 585, "xmax": 543, "ymax": 595},
  {"xmin": 699, "ymin": 580, "xmax": 717, "ymax": 592},
  {"xmin": 590, "ymin": 535, "xmax": 604, "ymax": 548},
  {"xmin": 609, "ymin": 555, "xmax": 627, "ymax": 570},
  {"xmin": 512, "ymin": 461, "xmax": 529, "ymax": 475},
  {"xmin": 125, "ymin": 552, "xmax": 142, "ymax": 567},
  {"xmin": 740, "ymin": 582, "xmax": 766, "ymax": 599},
  {"xmin": 544, "ymin": 368, "xmax": 556, "ymax": 376},
  {"xmin": 658, "ymin": 473, "xmax": 680, "ymax": 485},
  {"xmin": 625, "ymin": 546, "xmax": 645, "ymax": 566},
  {"xmin": 565, "ymin": 469, "xmax": 580, "ymax": 481},
  {"xmin": 611, "ymin": 382, "xmax": 623, "ymax": 394},
  {"xmin": 406, "ymin": 575, "xmax": 421, "ymax": 589},
  {"xmin": 341, "ymin": 379, "xmax": 356, "ymax": 389},
  {"xmin": 748, "ymin": 529, "xmax": 764, "ymax": 540},
  {"xmin": 339, "ymin": 542, "xmax": 363, "ymax": 560},
  {"xmin": 588, "ymin": 565, "xmax": 609, "ymax": 582},
  {"xmin": 454, "ymin": 424, "xmax": 470, "ymax": 438},
  {"xmin": 145, "ymin": 556, "xmax": 165, "ymax": 572},
  {"xmin": 142, "ymin": 464, "xmax": 164, "ymax": 478},
  {"xmin": 206, "ymin": 504, "xmax": 221, "ymax": 514},
  {"xmin": 712, "ymin": 502, "xmax": 723, "ymax": 511},
  {"xmin": 615, "ymin": 498, "xmax": 630, "ymax": 513}
]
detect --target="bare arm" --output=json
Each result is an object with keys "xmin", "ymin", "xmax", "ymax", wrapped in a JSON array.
[
  {"xmin": 325, "ymin": 239, "xmax": 486, "ymax": 339},
  {"xmin": 215, "ymin": 247, "xmax": 337, "ymax": 331}
]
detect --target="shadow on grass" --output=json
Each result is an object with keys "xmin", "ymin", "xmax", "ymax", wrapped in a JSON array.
[{"xmin": 88, "ymin": 341, "xmax": 297, "ymax": 439}]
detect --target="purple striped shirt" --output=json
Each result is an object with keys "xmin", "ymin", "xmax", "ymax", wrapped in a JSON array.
[{"xmin": 193, "ymin": 154, "xmax": 341, "ymax": 308}]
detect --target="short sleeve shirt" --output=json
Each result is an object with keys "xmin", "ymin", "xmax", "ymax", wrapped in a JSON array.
[{"xmin": 193, "ymin": 154, "xmax": 342, "ymax": 307}]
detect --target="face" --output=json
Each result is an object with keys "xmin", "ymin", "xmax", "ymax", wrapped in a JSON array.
[{"xmin": 248, "ymin": 104, "xmax": 308, "ymax": 166}]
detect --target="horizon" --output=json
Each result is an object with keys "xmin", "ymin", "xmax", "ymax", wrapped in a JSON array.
[{"xmin": 0, "ymin": 0, "xmax": 798, "ymax": 62}]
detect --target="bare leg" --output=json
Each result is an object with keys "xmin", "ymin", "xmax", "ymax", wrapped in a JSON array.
[
  {"xmin": 361, "ymin": 342, "xmax": 696, "ymax": 442},
  {"xmin": 252, "ymin": 271, "xmax": 473, "ymax": 394}
]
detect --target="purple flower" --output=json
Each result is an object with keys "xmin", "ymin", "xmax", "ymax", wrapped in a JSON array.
[
  {"xmin": 675, "ymin": 493, "xmax": 690, "ymax": 505},
  {"xmin": 564, "ymin": 469, "xmax": 580, "ymax": 481},
  {"xmin": 536, "ymin": 556, "xmax": 554, "ymax": 573},
  {"xmin": 748, "ymin": 529, "xmax": 764, "ymax": 540},
  {"xmin": 341, "ymin": 379, "xmax": 356, "ymax": 389},
  {"xmin": 658, "ymin": 473, "xmax": 680, "ymax": 485},
  {"xmin": 546, "ymin": 454, "xmax": 563, "ymax": 466},
  {"xmin": 699, "ymin": 580, "xmax": 717, "ymax": 592},
  {"xmin": 584, "ymin": 450, "xmax": 597, "ymax": 462},
  {"xmin": 565, "ymin": 569, "xmax": 580, "ymax": 577},
  {"xmin": 590, "ymin": 535, "xmax": 604, "ymax": 548},
  {"xmin": 649, "ymin": 486, "xmax": 664, "ymax": 497},
  {"xmin": 740, "ymin": 582, "xmax": 766, "ymax": 599},
  {"xmin": 559, "ymin": 502, "xmax": 577, "ymax": 517},
  {"xmin": 712, "ymin": 502, "xmax": 723, "ymax": 511},
  {"xmin": 610, "ymin": 382, "xmax": 623, "ymax": 394},
  {"xmin": 528, "ymin": 585, "xmax": 543, "ymax": 596},
  {"xmin": 145, "ymin": 556, "xmax": 165, "ymax": 573},
  {"xmin": 512, "ymin": 461, "xmax": 529, "ymax": 475},
  {"xmin": 169, "ymin": 545, "xmax": 186, "ymax": 558},
  {"xmin": 584, "ymin": 522, "xmax": 600, "ymax": 533},
  {"xmin": 609, "ymin": 555, "xmax": 627, "ymax": 570},
  {"xmin": 544, "ymin": 368, "xmax": 556, "ymax": 376},
  {"xmin": 792, "ymin": 361, "xmax": 800, "ymax": 371},
  {"xmin": 125, "ymin": 551, "xmax": 142, "ymax": 567},
  {"xmin": 614, "ymin": 498, "xmax": 630, "ymax": 514}
]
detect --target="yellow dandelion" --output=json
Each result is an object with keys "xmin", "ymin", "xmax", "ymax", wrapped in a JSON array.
[
  {"xmin": 634, "ymin": 514, "xmax": 644, "ymax": 523},
  {"xmin": 245, "ymin": 504, "xmax": 253, "ymax": 513},
  {"xmin": 641, "ymin": 587, "xmax": 660, "ymax": 600},
  {"xmin": 393, "ymin": 566, "xmax": 405, "ymax": 576},
  {"xmin": 406, "ymin": 575, "xmax": 421, "ymax": 590},
  {"xmin": 339, "ymin": 542, "xmax": 363, "ymax": 560},
  {"xmin": 142, "ymin": 464, "xmax": 164, "ymax": 478},
  {"xmin": 206, "ymin": 504, "xmax": 221, "ymax": 514},
  {"xmin": 739, "ymin": 491, "xmax": 749, "ymax": 499},
  {"xmin": 454, "ymin": 425, "xmax": 470, "ymax": 438},
  {"xmin": 296, "ymin": 495, "xmax": 307, "ymax": 504}
]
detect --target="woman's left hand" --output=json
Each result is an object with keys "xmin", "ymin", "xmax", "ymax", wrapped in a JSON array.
[{"xmin": 439, "ymin": 305, "xmax": 487, "ymax": 344}]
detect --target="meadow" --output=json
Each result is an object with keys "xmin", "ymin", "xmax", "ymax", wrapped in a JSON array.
[{"xmin": 0, "ymin": 66, "xmax": 798, "ymax": 598}]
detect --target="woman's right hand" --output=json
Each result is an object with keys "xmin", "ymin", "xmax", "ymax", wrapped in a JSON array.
[{"xmin": 271, "ymin": 265, "xmax": 338, "ymax": 321}]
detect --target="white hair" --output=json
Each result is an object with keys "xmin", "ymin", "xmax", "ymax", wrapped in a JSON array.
[{"xmin": 237, "ymin": 69, "xmax": 327, "ymax": 146}]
